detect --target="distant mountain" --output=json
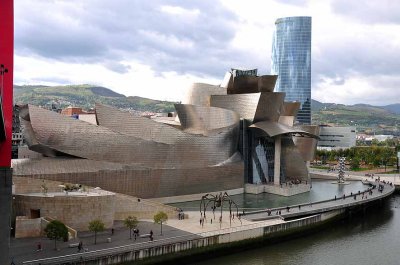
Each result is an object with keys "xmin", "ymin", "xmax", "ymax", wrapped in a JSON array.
[
  {"xmin": 13, "ymin": 85, "xmax": 400, "ymax": 133},
  {"xmin": 381, "ymin": 104, "xmax": 400, "ymax": 115},
  {"xmin": 14, "ymin": 84, "xmax": 176, "ymax": 113},
  {"xmin": 311, "ymin": 99, "xmax": 400, "ymax": 133},
  {"xmin": 89, "ymin": 86, "xmax": 125, "ymax": 97}
]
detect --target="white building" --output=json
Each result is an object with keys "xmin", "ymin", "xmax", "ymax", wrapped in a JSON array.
[{"xmin": 317, "ymin": 126, "xmax": 356, "ymax": 150}]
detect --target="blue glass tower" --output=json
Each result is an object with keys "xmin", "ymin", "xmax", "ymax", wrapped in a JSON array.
[{"xmin": 271, "ymin": 16, "xmax": 312, "ymax": 124}]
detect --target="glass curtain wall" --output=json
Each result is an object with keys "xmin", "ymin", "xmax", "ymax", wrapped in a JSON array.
[{"xmin": 271, "ymin": 16, "xmax": 312, "ymax": 124}]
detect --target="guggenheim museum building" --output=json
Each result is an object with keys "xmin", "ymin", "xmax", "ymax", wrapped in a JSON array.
[{"xmin": 13, "ymin": 70, "xmax": 319, "ymax": 201}]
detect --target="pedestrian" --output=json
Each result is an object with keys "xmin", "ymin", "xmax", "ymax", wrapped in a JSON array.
[
  {"xmin": 111, "ymin": 228, "xmax": 114, "ymax": 235},
  {"xmin": 211, "ymin": 219, "xmax": 212, "ymax": 224},
  {"xmin": 334, "ymin": 195, "xmax": 336, "ymax": 201},
  {"xmin": 10, "ymin": 257, "xmax": 15, "ymax": 265},
  {"xmin": 78, "ymin": 241, "xmax": 82, "ymax": 252},
  {"xmin": 298, "ymin": 205, "xmax": 301, "ymax": 210},
  {"xmin": 134, "ymin": 229, "xmax": 137, "ymax": 240},
  {"xmin": 36, "ymin": 242, "xmax": 42, "ymax": 252}
]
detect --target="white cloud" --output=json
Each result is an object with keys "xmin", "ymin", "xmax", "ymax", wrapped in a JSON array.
[{"xmin": 13, "ymin": 0, "xmax": 400, "ymax": 105}]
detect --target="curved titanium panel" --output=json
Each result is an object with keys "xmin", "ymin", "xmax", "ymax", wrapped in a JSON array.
[
  {"xmin": 281, "ymin": 102, "xmax": 301, "ymax": 116},
  {"xmin": 253, "ymin": 92, "xmax": 285, "ymax": 123},
  {"xmin": 183, "ymin": 83, "xmax": 226, "ymax": 107},
  {"xmin": 293, "ymin": 125, "xmax": 320, "ymax": 161},
  {"xmin": 258, "ymin": 75, "xmax": 278, "ymax": 92},
  {"xmin": 228, "ymin": 75, "xmax": 259, "ymax": 94},
  {"xmin": 249, "ymin": 121, "xmax": 319, "ymax": 138},
  {"xmin": 278, "ymin": 102, "xmax": 301, "ymax": 126},
  {"xmin": 96, "ymin": 103, "xmax": 184, "ymax": 144},
  {"xmin": 174, "ymin": 104, "xmax": 239, "ymax": 135},
  {"xmin": 23, "ymin": 105, "xmax": 176, "ymax": 167},
  {"xmin": 22, "ymin": 105, "xmax": 239, "ymax": 168},
  {"xmin": 226, "ymin": 75, "xmax": 278, "ymax": 94},
  {"xmin": 210, "ymin": 93, "xmax": 260, "ymax": 120},
  {"xmin": 96, "ymin": 103, "xmax": 239, "ymax": 164},
  {"xmin": 281, "ymin": 137, "xmax": 309, "ymax": 181}
]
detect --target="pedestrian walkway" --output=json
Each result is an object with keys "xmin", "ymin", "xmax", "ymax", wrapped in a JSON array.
[
  {"xmin": 244, "ymin": 180, "xmax": 395, "ymax": 221},
  {"xmin": 10, "ymin": 220, "xmax": 193, "ymax": 265}
]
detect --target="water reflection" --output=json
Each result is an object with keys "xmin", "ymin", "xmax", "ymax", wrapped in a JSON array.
[{"xmin": 171, "ymin": 180, "xmax": 368, "ymax": 211}]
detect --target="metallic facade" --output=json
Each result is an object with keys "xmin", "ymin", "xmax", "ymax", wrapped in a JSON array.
[
  {"xmin": 16, "ymin": 71, "xmax": 319, "ymax": 199},
  {"xmin": 271, "ymin": 16, "xmax": 312, "ymax": 124}
]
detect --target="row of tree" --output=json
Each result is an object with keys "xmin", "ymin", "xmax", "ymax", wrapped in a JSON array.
[
  {"xmin": 45, "ymin": 211, "xmax": 168, "ymax": 250},
  {"xmin": 315, "ymin": 146, "xmax": 398, "ymax": 170}
]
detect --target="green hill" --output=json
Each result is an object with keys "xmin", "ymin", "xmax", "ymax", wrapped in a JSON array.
[
  {"xmin": 14, "ymin": 84, "xmax": 176, "ymax": 113},
  {"xmin": 13, "ymin": 85, "xmax": 400, "ymax": 134},
  {"xmin": 311, "ymin": 99, "xmax": 400, "ymax": 134}
]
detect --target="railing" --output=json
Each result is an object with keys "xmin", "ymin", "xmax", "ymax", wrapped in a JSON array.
[{"xmin": 244, "ymin": 181, "xmax": 394, "ymax": 218}]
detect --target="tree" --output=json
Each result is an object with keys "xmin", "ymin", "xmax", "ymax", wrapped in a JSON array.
[
  {"xmin": 44, "ymin": 220, "xmax": 68, "ymax": 250},
  {"xmin": 123, "ymin": 216, "xmax": 138, "ymax": 239},
  {"xmin": 350, "ymin": 158, "xmax": 360, "ymax": 170},
  {"xmin": 88, "ymin": 219, "xmax": 105, "ymax": 244},
  {"xmin": 153, "ymin": 211, "xmax": 168, "ymax": 235}
]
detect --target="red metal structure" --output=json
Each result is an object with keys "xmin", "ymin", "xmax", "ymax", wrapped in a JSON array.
[
  {"xmin": 0, "ymin": 0, "xmax": 14, "ymax": 166},
  {"xmin": 0, "ymin": 0, "xmax": 13, "ymax": 263}
]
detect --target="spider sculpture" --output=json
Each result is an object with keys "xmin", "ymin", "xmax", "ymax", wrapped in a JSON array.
[{"xmin": 199, "ymin": 192, "xmax": 241, "ymax": 228}]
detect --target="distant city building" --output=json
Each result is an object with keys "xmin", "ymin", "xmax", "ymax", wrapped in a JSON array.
[
  {"xmin": 61, "ymin": 106, "xmax": 85, "ymax": 116},
  {"xmin": 357, "ymin": 134, "xmax": 394, "ymax": 145},
  {"xmin": 78, "ymin": 113, "xmax": 97, "ymax": 125},
  {"xmin": 12, "ymin": 105, "xmax": 23, "ymax": 159},
  {"xmin": 271, "ymin": 16, "xmax": 312, "ymax": 124},
  {"xmin": 317, "ymin": 126, "xmax": 356, "ymax": 150}
]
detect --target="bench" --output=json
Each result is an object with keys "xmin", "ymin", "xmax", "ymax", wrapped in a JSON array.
[{"xmin": 68, "ymin": 243, "xmax": 79, "ymax": 248}]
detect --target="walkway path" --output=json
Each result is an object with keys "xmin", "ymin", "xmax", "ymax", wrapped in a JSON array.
[{"xmin": 244, "ymin": 180, "xmax": 395, "ymax": 222}]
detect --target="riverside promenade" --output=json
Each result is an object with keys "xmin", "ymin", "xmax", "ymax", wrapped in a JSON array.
[
  {"xmin": 244, "ymin": 178, "xmax": 394, "ymax": 221},
  {"xmin": 18, "ymin": 178, "xmax": 395, "ymax": 265}
]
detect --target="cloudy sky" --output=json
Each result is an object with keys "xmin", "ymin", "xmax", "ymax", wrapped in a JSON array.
[{"xmin": 15, "ymin": 0, "xmax": 400, "ymax": 105}]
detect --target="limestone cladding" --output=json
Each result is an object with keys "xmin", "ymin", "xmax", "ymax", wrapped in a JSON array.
[
  {"xmin": 14, "ymin": 161, "xmax": 244, "ymax": 198},
  {"xmin": 14, "ymin": 192, "xmax": 115, "ymax": 231},
  {"xmin": 15, "ymin": 216, "xmax": 41, "ymax": 238}
]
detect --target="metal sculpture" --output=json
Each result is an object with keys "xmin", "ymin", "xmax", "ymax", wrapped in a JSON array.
[
  {"xmin": 199, "ymin": 192, "xmax": 241, "ymax": 228},
  {"xmin": 338, "ymin": 157, "xmax": 346, "ymax": 183}
]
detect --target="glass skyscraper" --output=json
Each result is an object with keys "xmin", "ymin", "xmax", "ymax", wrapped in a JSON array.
[{"xmin": 271, "ymin": 16, "xmax": 312, "ymax": 124}]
